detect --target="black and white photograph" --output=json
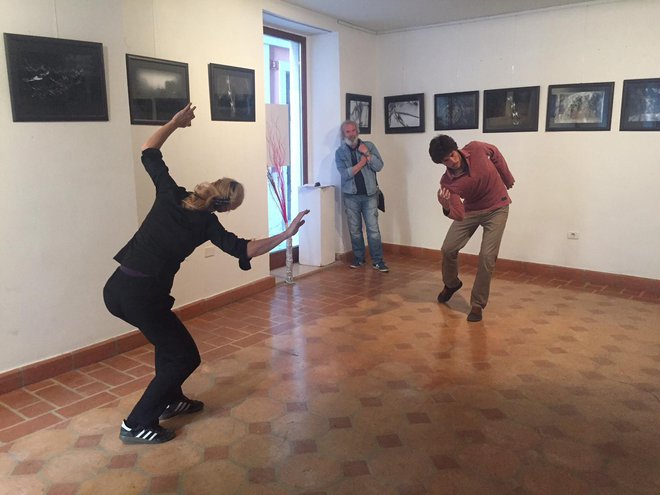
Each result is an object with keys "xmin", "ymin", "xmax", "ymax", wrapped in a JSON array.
[
  {"xmin": 346, "ymin": 93, "xmax": 372, "ymax": 134},
  {"xmin": 126, "ymin": 54, "xmax": 189, "ymax": 125},
  {"xmin": 434, "ymin": 90, "xmax": 479, "ymax": 130},
  {"xmin": 483, "ymin": 86, "xmax": 539, "ymax": 132},
  {"xmin": 384, "ymin": 93, "xmax": 425, "ymax": 134},
  {"xmin": 620, "ymin": 78, "xmax": 660, "ymax": 131},
  {"xmin": 3, "ymin": 33, "xmax": 108, "ymax": 122},
  {"xmin": 208, "ymin": 63, "xmax": 255, "ymax": 122},
  {"xmin": 546, "ymin": 82, "xmax": 614, "ymax": 131}
]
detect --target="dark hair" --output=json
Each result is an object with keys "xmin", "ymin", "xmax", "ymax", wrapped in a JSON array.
[{"xmin": 428, "ymin": 135, "xmax": 458, "ymax": 163}]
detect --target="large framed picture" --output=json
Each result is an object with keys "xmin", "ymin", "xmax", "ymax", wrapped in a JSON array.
[
  {"xmin": 208, "ymin": 63, "xmax": 255, "ymax": 122},
  {"xmin": 384, "ymin": 93, "xmax": 425, "ymax": 134},
  {"xmin": 3, "ymin": 33, "xmax": 108, "ymax": 122},
  {"xmin": 126, "ymin": 54, "xmax": 189, "ymax": 125},
  {"xmin": 483, "ymin": 86, "xmax": 539, "ymax": 132},
  {"xmin": 620, "ymin": 78, "xmax": 660, "ymax": 131},
  {"xmin": 346, "ymin": 93, "xmax": 372, "ymax": 134},
  {"xmin": 546, "ymin": 82, "xmax": 614, "ymax": 131},
  {"xmin": 434, "ymin": 90, "xmax": 479, "ymax": 130}
]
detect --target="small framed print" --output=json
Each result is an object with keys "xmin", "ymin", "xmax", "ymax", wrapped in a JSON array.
[
  {"xmin": 546, "ymin": 82, "xmax": 614, "ymax": 131},
  {"xmin": 483, "ymin": 86, "xmax": 539, "ymax": 133},
  {"xmin": 4, "ymin": 33, "xmax": 108, "ymax": 122},
  {"xmin": 434, "ymin": 90, "xmax": 479, "ymax": 130},
  {"xmin": 620, "ymin": 78, "xmax": 660, "ymax": 131},
  {"xmin": 346, "ymin": 93, "xmax": 372, "ymax": 134},
  {"xmin": 126, "ymin": 54, "xmax": 190, "ymax": 125},
  {"xmin": 208, "ymin": 63, "xmax": 256, "ymax": 122},
  {"xmin": 384, "ymin": 93, "xmax": 425, "ymax": 134}
]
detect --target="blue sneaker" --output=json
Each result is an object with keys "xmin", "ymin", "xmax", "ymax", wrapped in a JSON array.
[
  {"xmin": 350, "ymin": 258, "xmax": 364, "ymax": 269},
  {"xmin": 372, "ymin": 261, "xmax": 389, "ymax": 272}
]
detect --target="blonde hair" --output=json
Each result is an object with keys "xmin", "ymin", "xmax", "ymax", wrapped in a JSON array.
[{"xmin": 182, "ymin": 178, "xmax": 244, "ymax": 212}]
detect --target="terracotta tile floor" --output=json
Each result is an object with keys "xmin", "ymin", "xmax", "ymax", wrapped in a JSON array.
[{"xmin": 1, "ymin": 254, "xmax": 659, "ymax": 494}]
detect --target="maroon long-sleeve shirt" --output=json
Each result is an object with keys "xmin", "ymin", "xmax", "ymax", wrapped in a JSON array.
[{"xmin": 439, "ymin": 141, "xmax": 515, "ymax": 221}]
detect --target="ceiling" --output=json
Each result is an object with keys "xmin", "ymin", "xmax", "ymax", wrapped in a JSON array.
[{"xmin": 281, "ymin": 0, "xmax": 604, "ymax": 33}]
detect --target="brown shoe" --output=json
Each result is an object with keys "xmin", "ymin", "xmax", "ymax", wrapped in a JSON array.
[
  {"xmin": 467, "ymin": 306, "xmax": 482, "ymax": 322},
  {"xmin": 437, "ymin": 280, "xmax": 463, "ymax": 303}
]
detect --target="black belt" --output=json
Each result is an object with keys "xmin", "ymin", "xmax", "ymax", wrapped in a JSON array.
[{"xmin": 120, "ymin": 265, "xmax": 150, "ymax": 277}]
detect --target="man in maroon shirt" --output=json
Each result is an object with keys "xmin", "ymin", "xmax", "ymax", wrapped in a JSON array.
[{"xmin": 428, "ymin": 135, "xmax": 515, "ymax": 322}]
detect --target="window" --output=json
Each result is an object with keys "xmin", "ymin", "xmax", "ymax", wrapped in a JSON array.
[{"xmin": 263, "ymin": 28, "xmax": 307, "ymax": 268}]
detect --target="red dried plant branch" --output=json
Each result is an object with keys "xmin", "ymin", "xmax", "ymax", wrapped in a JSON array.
[{"xmin": 266, "ymin": 118, "xmax": 288, "ymax": 225}]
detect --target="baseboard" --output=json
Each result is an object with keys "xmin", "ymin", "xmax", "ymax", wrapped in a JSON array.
[
  {"xmin": 3, "ymin": 248, "xmax": 658, "ymax": 395},
  {"xmin": 381, "ymin": 243, "xmax": 660, "ymax": 297},
  {"xmin": 0, "ymin": 276, "xmax": 275, "ymax": 395}
]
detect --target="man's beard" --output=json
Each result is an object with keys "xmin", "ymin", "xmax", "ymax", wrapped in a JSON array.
[{"xmin": 344, "ymin": 136, "xmax": 359, "ymax": 147}]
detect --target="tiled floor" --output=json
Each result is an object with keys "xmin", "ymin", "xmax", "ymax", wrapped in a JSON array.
[{"xmin": 1, "ymin": 254, "xmax": 659, "ymax": 494}]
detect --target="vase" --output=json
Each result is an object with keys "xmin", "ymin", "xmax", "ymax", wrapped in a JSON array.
[{"xmin": 285, "ymin": 235, "xmax": 294, "ymax": 284}]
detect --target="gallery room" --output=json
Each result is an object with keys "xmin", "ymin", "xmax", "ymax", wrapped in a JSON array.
[{"xmin": 1, "ymin": 0, "xmax": 658, "ymax": 493}]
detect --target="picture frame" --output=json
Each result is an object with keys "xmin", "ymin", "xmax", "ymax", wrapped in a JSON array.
[
  {"xmin": 208, "ymin": 63, "xmax": 255, "ymax": 122},
  {"xmin": 384, "ymin": 93, "xmax": 425, "ymax": 134},
  {"xmin": 126, "ymin": 54, "xmax": 189, "ymax": 125},
  {"xmin": 483, "ymin": 86, "xmax": 539, "ymax": 132},
  {"xmin": 3, "ymin": 33, "xmax": 108, "ymax": 122},
  {"xmin": 546, "ymin": 82, "xmax": 614, "ymax": 131},
  {"xmin": 346, "ymin": 93, "xmax": 372, "ymax": 134},
  {"xmin": 434, "ymin": 90, "xmax": 479, "ymax": 130},
  {"xmin": 620, "ymin": 78, "xmax": 660, "ymax": 131}
]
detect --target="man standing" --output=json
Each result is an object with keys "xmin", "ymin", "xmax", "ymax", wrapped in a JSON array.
[
  {"xmin": 335, "ymin": 120, "xmax": 388, "ymax": 272},
  {"xmin": 428, "ymin": 135, "xmax": 515, "ymax": 322}
]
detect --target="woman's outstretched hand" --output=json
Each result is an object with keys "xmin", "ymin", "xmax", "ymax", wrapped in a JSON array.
[
  {"xmin": 142, "ymin": 103, "xmax": 196, "ymax": 151},
  {"xmin": 171, "ymin": 103, "xmax": 196, "ymax": 128},
  {"xmin": 286, "ymin": 210, "xmax": 310, "ymax": 238},
  {"xmin": 246, "ymin": 210, "xmax": 311, "ymax": 259}
]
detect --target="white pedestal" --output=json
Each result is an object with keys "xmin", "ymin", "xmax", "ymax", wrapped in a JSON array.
[{"xmin": 298, "ymin": 185, "xmax": 335, "ymax": 266}]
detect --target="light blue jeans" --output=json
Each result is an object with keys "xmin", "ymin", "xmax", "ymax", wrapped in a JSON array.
[{"xmin": 343, "ymin": 193, "xmax": 383, "ymax": 264}]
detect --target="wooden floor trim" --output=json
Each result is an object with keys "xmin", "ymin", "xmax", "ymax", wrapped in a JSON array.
[{"xmin": 382, "ymin": 243, "xmax": 660, "ymax": 296}]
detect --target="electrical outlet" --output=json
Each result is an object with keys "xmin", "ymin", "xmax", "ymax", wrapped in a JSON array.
[
  {"xmin": 204, "ymin": 246, "xmax": 215, "ymax": 258},
  {"xmin": 567, "ymin": 231, "xmax": 580, "ymax": 240}
]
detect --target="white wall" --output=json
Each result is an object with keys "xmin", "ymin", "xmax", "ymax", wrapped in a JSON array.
[
  {"xmin": 1, "ymin": 0, "xmax": 137, "ymax": 372},
  {"xmin": 375, "ymin": 0, "xmax": 660, "ymax": 279}
]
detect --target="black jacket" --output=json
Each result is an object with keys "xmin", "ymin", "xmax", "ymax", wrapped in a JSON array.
[{"xmin": 114, "ymin": 149, "xmax": 250, "ymax": 291}]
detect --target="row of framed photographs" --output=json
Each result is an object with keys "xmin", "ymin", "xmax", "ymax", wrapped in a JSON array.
[
  {"xmin": 126, "ymin": 54, "xmax": 255, "ymax": 124},
  {"xmin": 347, "ymin": 78, "xmax": 660, "ymax": 135},
  {"xmin": 3, "ymin": 33, "xmax": 256, "ymax": 123}
]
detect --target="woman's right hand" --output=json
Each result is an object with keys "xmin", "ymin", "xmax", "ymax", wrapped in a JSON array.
[
  {"xmin": 286, "ymin": 210, "xmax": 310, "ymax": 237},
  {"xmin": 246, "ymin": 210, "xmax": 311, "ymax": 259},
  {"xmin": 171, "ymin": 103, "xmax": 196, "ymax": 128}
]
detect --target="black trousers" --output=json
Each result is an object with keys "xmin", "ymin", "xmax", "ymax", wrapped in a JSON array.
[{"xmin": 103, "ymin": 268, "xmax": 200, "ymax": 426}]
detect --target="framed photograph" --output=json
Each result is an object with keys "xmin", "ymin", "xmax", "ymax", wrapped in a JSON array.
[
  {"xmin": 208, "ymin": 63, "xmax": 255, "ymax": 122},
  {"xmin": 384, "ymin": 93, "xmax": 425, "ymax": 134},
  {"xmin": 546, "ymin": 82, "xmax": 614, "ymax": 131},
  {"xmin": 434, "ymin": 90, "xmax": 479, "ymax": 130},
  {"xmin": 620, "ymin": 78, "xmax": 660, "ymax": 131},
  {"xmin": 3, "ymin": 33, "xmax": 107, "ymax": 122},
  {"xmin": 346, "ymin": 93, "xmax": 372, "ymax": 134},
  {"xmin": 126, "ymin": 54, "xmax": 189, "ymax": 125},
  {"xmin": 483, "ymin": 86, "xmax": 539, "ymax": 132}
]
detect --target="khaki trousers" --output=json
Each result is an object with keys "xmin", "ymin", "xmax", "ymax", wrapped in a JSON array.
[{"xmin": 441, "ymin": 205, "xmax": 509, "ymax": 309}]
